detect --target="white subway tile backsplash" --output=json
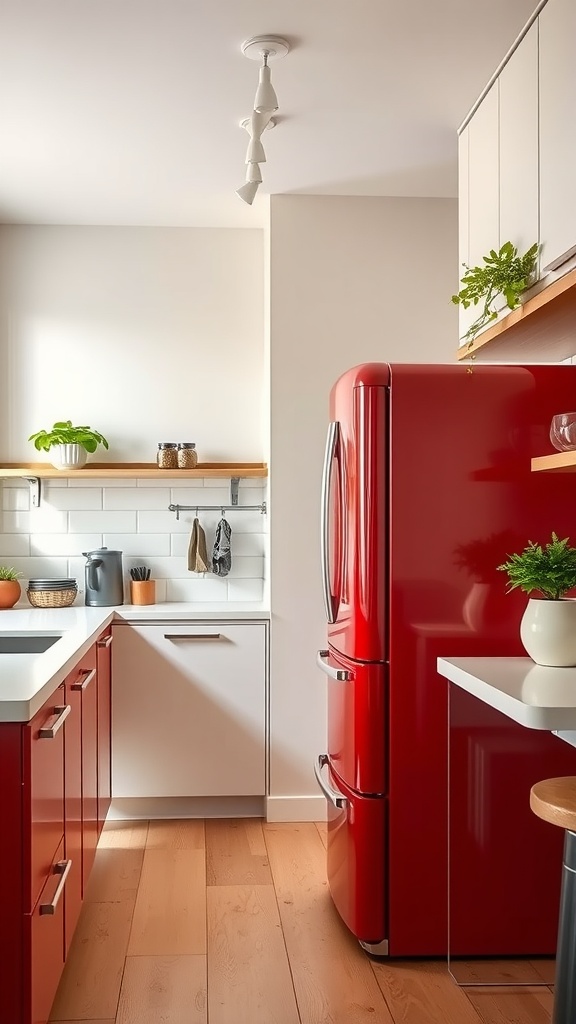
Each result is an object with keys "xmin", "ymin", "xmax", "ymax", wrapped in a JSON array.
[
  {"xmin": 1, "ymin": 475, "xmax": 267, "ymax": 605},
  {"xmin": 3, "ymin": 508, "xmax": 69, "ymax": 534},
  {"xmin": 227, "ymin": 579, "xmax": 265, "ymax": 602},
  {"xmin": 0, "ymin": 533, "xmax": 31, "ymax": 557},
  {"xmin": 2, "ymin": 487, "xmax": 30, "ymax": 511},
  {"xmin": 104, "ymin": 488, "xmax": 170, "ymax": 510},
  {"xmin": 165, "ymin": 577, "xmax": 229, "ymax": 602},
  {"xmin": 71, "ymin": 476, "xmax": 137, "ymax": 487},
  {"xmin": 104, "ymin": 533, "xmax": 171, "ymax": 556},
  {"xmin": 136, "ymin": 476, "xmax": 186, "ymax": 487},
  {"xmin": 240, "ymin": 477, "xmax": 266, "ymax": 489},
  {"xmin": 170, "ymin": 486, "xmax": 227, "ymax": 507},
  {"xmin": 48, "ymin": 488, "xmax": 103, "ymax": 511},
  {"xmin": 31, "ymin": 534, "xmax": 102, "ymax": 557},
  {"xmin": 69, "ymin": 510, "xmax": 137, "ymax": 533}
]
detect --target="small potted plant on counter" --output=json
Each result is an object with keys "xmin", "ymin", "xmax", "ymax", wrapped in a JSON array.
[
  {"xmin": 28, "ymin": 420, "xmax": 109, "ymax": 470},
  {"xmin": 0, "ymin": 566, "xmax": 22, "ymax": 609},
  {"xmin": 497, "ymin": 532, "xmax": 576, "ymax": 666}
]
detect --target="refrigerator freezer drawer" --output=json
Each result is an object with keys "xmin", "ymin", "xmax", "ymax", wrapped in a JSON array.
[
  {"xmin": 322, "ymin": 761, "xmax": 387, "ymax": 946},
  {"xmin": 322, "ymin": 647, "xmax": 387, "ymax": 794}
]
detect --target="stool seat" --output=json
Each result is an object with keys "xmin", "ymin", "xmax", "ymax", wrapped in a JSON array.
[{"xmin": 530, "ymin": 777, "xmax": 576, "ymax": 832}]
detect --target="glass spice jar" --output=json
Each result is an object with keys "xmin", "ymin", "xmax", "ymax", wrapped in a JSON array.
[
  {"xmin": 157, "ymin": 442, "xmax": 178, "ymax": 469},
  {"xmin": 177, "ymin": 443, "xmax": 198, "ymax": 469}
]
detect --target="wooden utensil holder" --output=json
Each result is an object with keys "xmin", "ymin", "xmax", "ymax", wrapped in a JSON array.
[{"xmin": 130, "ymin": 580, "xmax": 156, "ymax": 605}]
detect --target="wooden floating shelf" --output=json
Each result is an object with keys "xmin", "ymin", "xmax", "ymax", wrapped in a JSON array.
[
  {"xmin": 456, "ymin": 267, "xmax": 576, "ymax": 363},
  {"xmin": 0, "ymin": 462, "xmax": 268, "ymax": 479},
  {"xmin": 531, "ymin": 451, "xmax": 576, "ymax": 473}
]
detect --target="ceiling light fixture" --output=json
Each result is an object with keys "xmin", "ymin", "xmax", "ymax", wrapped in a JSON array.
[{"xmin": 236, "ymin": 35, "xmax": 290, "ymax": 205}]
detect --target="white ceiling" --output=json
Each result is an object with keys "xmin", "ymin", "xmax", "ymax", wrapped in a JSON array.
[{"xmin": 0, "ymin": 0, "xmax": 537, "ymax": 228}]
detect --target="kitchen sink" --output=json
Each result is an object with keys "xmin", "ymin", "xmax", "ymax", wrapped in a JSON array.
[{"xmin": 0, "ymin": 634, "xmax": 63, "ymax": 654}]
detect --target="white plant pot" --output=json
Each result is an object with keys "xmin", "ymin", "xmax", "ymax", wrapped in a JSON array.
[
  {"xmin": 520, "ymin": 597, "xmax": 576, "ymax": 667},
  {"xmin": 49, "ymin": 443, "xmax": 88, "ymax": 471}
]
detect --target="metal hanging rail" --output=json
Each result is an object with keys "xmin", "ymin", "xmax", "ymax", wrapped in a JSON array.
[
  {"xmin": 168, "ymin": 501, "xmax": 266, "ymax": 520},
  {"xmin": 167, "ymin": 476, "xmax": 266, "ymax": 519}
]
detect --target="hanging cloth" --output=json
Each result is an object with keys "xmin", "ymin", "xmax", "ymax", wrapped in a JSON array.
[
  {"xmin": 188, "ymin": 517, "xmax": 210, "ymax": 573},
  {"xmin": 212, "ymin": 517, "xmax": 232, "ymax": 577}
]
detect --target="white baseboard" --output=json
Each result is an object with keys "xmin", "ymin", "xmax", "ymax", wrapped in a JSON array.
[
  {"xmin": 265, "ymin": 795, "xmax": 327, "ymax": 822},
  {"xmin": 108, "ymin": 796, "xmax": 265, "ymax": 820}
]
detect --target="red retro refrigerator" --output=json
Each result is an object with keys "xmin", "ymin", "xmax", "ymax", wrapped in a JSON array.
[{"xmin": 314, "ymin": 362, "xmax": 576, "ymax": 956}]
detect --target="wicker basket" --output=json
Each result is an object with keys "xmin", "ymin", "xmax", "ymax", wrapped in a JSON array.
[{"xmin": 26, "ymin": 588, "xmax": 77, "ymax": 608}]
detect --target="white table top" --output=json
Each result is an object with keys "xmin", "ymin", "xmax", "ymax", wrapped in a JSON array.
[
  {"xmin": 437, "ymin": 656, "xmax": 576, "ymax": 730},
  {"xmin": 0, "ymin": 602, "xmax": 270, "ymax": 722}
]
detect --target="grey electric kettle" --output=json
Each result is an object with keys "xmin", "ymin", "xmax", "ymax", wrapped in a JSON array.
[{"xmin": 82, "ymin": 547, "xmax": 124, "ymax": 606}]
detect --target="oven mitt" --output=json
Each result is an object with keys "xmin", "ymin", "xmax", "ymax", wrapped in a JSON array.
[
  {"xmin": 212, "ymin": 517, "xmax": 232, "ymax": 577},
  {"xmin": 188, "ymin": 517, "xmax": 210, "ymax": 573}
]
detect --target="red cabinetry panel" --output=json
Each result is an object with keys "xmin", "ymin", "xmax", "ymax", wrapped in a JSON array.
[
  {"xmin": 24, "ymin": 839, "xmax": 66, "ymax": 1024},
  {"xmin": 69, "ymin": 648, "xmax": 98, "ymax": 892},
  {"xmin": 22, "ymin": 685, "xmax": 66, "ymax": 913},
  {"xmin": 64, "ymin": 677, "xmax": 82, "ymax": 953}
]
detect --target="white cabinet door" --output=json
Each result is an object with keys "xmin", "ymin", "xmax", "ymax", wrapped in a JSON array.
[
  {"xmin": 499, "ymin": 21, "xmax": 539, "ymax": 263},
  {"xmin": 539, "ymin": 0, "xmax": 576, "ymax": 273},
  {"xmin": 112, "ymin": 622, "xmax": 266, "ymax": 797},
  {"xmin": 458, "ymin": 83, "xmax": 499, "ymax": 342}
]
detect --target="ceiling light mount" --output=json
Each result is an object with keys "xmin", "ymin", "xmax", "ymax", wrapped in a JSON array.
[{"xmin": 241, "ymin": 36, "xmax": 290, "ymax": 62}]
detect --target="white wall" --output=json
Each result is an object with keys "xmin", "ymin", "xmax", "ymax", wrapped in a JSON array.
[
  {"xmin": 267, "ymin": 195, "xmax": 458, "ymax": 819},
  {"xmin": 0, "ymin": 226, "xmax": 265, "ymax": 462}
]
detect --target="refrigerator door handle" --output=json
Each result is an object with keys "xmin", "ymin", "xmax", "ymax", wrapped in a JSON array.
[
  {"xmin": 320, "ymin": 420, "xmax": 340, "ymax": 624},
  {"xmin": 314, "ymin": 754, "xmax": 349, "ymax": 810},
  {"xmin": 316, "ymin": 649, "xmax": 353, "ymax": 682}
]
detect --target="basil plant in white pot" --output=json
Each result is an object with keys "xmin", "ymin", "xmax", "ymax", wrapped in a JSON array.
[
  {"xmin": 497, "ymin": 533, "xmax": 576, "ymax": 667},
  {"xmin": 29, "ymin": 420, "xmax": 109, "ymax": 470}
]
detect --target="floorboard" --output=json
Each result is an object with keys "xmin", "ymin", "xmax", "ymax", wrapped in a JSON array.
[
  {"xmin": 372, "ymin": 960, "xmax": 483, "ymax": 1023},
  {"xmin": 207, "ymin": 884, "xmax": 300, "ymax": 1024},
  {"xmin": 206, "ymin": 818, "xmax": 272, "ymax": 885},
  {"xmin": 115, "ymin": 954, "xmax": 207, "ymax": 1024},
  {"xmin": 127, "ymin": 848, "xmax": 206, "ymax": 955},
  {"xmin": 264, "ymin": 821, "xmax": 395, "ymax": 1024},
  {"xmin": 146, "ymin": 818, "xmax": 205, "ymax": 850},
  {"xmin": 98, "ymin": 821, "xmax": 148, "ymax": 849},
  {"xmin": 83, "ymin": 847, "xmax": 143, "ymax": 903}
]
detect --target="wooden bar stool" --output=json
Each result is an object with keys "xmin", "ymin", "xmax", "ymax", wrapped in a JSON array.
[{"xmin": 530, "ymin": 777, "xmax": 576, "ymax": 1024}]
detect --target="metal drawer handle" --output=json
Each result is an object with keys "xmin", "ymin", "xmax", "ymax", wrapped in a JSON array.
[
  {"xmin": 316, "ymin": 649, "xmax": 353, "ymax": 682},
  {"xmin": 164, "ymin": 633, "xmax": 222, "ymax": 640},
  {"xmin": 39, "ymin": 705, "xmax": 71, "ymax": 739},
  {"xmin": 97, "ymin": 634, "xmax": 113, "ymax": 648},
  {"xmin": 39, "ymin": 860, "xmax": 72, "ymax": 915},
  {"xmin": 71, "ymin": 668, "xmax": 96, "ymax": 691},
  {"xmin": 314, "ymin": 754, "xmax": 348, "ymax": 810}
]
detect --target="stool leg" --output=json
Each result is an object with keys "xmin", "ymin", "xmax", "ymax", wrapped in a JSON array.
[{"xmin": 553, "ymin": 830, "xmax": 576, "ymax": 1024}]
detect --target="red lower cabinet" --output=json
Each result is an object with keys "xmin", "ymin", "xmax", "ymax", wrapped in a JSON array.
[
  {"xmin": 0, "ymin": 637, "xmax": 105, "ymax": 1024},
  {"xmin": 25, "ymin": 840, "xmax": 67, "ymax": 1024}
]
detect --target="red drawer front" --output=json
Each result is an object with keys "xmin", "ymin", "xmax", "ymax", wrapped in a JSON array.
[
  {"xmin": 25, "ymin": 838, "xmax": 67, "ymax": 1024},
  {"xmin": 64, "ymin": 681, "xmax": 82, "ymax": 954},
  {"xmin": 327, "ymin": 648, "xmax": 386, "ymax": 794},
  {"xmin": 326, "ymin": 765, "xmax": 387, "ymax": 945},
  {"xmin": 24, "ymin": 686, "xmax": 66, "ymax": 912}
]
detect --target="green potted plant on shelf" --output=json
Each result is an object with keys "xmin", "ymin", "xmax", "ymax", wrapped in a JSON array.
[
  {"xmin": 28, "ymin": 420, "xmax": 109, "ymax": 470},
  {"xmin": 452, "ymin": 240, "xmax": 539, "ymax": 348},
  {"xmin": 497, "ymin": 532, "xmax": 576, "ymax": 666},
  {"xmin": 0, "ymin": 566, "xmax": 22, "ymax": 609}
]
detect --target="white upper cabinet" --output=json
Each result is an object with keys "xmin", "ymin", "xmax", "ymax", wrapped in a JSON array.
[
  {"xmin": 539, "ymin": 0, "xmax": 576, "ymax": 274},
  {"xmin": 499, "ymin": 21, "xmax": 539, "ymax": 263},
  {"xmin": 457, "ymin": 85, "xmax": 498, "ymax": 342},
  {"xmin": 468, "ymin": 84, "xmax": 499, "ymax": 272}
]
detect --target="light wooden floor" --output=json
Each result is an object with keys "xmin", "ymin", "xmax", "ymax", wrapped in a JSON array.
[{"xmin": 49, "ymin": 818, "xmax": 556, "ymax": 1024}]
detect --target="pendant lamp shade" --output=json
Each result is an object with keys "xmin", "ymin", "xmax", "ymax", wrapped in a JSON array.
[
  {"xmin": 236, "ymin": 180, "xmax": 260, "ymax": 205},
  {"xmin": 254, "ymin": 64, "xmax": 278, "ymax": 114},
  {"xmin": 246, "ymin": 162, "xmax": 262, "ymax": 184},
  {"xmin": 246, "ymin": 136, "xmax": 266, "ymax": 164}
]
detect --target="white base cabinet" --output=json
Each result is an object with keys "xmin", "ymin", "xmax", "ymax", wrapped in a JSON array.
[{"xmin": 111, "ymin": 622, "xmax": 267, "ymax": 798}]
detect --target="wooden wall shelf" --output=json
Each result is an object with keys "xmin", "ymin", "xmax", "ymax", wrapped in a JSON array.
[
  {"xmin": 0, "ymin": 462, "xmax": 268, "ymax": 480},
  {"xmin": 531, "ymin": 451, "xmax": 576, "ymax": 473},
  {"xmin": 456, "ymin": 267, "xmax": 576, "ymax": 362}
]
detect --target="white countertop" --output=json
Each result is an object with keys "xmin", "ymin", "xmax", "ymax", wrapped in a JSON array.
[
  {"xmin": 437, "ymin": 656, "xmax": 576, "ymax": 730},
  {"xmin": 0, "ymin": 602, "xmax": 270, "ymax": 722}
]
